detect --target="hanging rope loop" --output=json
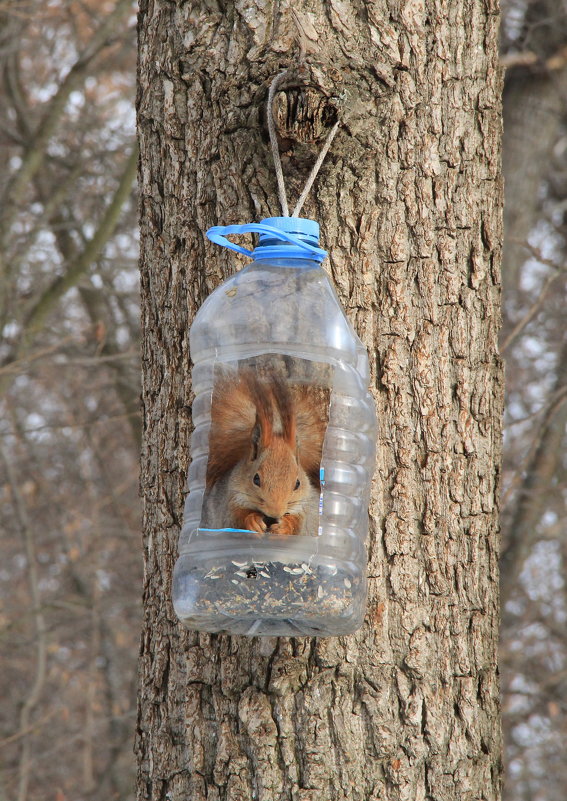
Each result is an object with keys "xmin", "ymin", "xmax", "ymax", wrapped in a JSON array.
[
  {"xmin": 267, "ymin": 71, "xmax": 290, "ymax": 217},
  {"xmin": 268, "ymin": 70, "xmax": 340, "ymax": 218}
]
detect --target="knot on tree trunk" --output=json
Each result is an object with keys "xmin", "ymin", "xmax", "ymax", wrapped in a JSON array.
[{"xmin": 270, "ymin": 84, "xmax": 339, "ymax": 149}]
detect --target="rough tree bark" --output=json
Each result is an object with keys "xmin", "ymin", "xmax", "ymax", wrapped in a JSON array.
[{"xmin": 137, "ymin": 2, "xmax": 503, "ymax": 800}]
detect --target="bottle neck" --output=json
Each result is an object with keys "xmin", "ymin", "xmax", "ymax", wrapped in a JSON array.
[
  {"xmin": 251, "ymin": 257, "xmax": 322, "ymax": 270},
  {"xmin": 251, "ymin": 244, "xmax": 325, "ymax": 263}
]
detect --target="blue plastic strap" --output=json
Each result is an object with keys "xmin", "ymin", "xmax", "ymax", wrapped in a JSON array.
[
  {"xmin": 206, "ymin": 223, "xmax": 327, "ymax": 260},
  {"xmin": 199, "ymin": 528, "xmax": 256, "ymax": 534}
]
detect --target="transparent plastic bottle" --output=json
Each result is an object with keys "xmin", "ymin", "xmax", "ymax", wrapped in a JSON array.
[{"xmin": 172, "ymin": 217, "xmax": 376, "ymax": 636}]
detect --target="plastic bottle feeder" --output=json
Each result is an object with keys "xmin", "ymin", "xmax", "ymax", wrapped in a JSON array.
[{"xmin": 172, "ymin": 217, "xmax": 376, "ymax": 636}]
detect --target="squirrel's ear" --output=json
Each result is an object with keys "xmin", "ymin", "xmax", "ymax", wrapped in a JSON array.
[
  {"xmin": 250, "ymin": 392, "xmax": 273, "ymax": 459},
  {"xmin": 251, "ymin": 419, "xmax": 261, "ymax": 460},
  {"xmin": 288, "ymin": 418, "xmax": 297, "ymax": 450}
]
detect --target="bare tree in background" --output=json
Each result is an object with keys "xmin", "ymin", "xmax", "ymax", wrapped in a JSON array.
[
  {"xmin": 137, "ymin": 1, "xmax": 503, "ymax": 799},
  {"xmin": 500, "ymin": 2, "xmax": 567, "ymax": 800},
  {"xmin": 0, "ymin": 2, "xmax": 140, "ymax": 800}
]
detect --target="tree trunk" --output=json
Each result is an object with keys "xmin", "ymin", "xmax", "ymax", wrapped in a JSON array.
[{"xmin": 137, "ymin": 2, "xmax": 504, "ymax": 800}]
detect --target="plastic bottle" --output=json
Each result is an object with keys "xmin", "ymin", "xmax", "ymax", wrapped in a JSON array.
[{"xmin": 172, "ymin": 217, "xmax": 376, "ymax": 636}]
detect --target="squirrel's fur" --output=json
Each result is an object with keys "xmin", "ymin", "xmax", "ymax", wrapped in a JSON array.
[{"xmin": 201, "ymin": 368, "xmax": 326, "ymax": 536}]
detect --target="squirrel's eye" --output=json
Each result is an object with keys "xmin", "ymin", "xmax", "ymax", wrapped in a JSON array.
[
  {"xmin": 253, "ymin": 473, "xmax": 261, "ymax": 486},
  {"xmin": 294, "ymin": 479, "xmax": 300, "ymax": 490}
]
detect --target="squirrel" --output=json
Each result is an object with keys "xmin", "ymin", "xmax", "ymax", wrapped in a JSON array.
[{"xmin": 201, "ymin": 367, "xmax": 327, "ymax": 536}]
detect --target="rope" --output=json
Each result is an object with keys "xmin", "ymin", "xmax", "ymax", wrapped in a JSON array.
[
  {"xmin": 268, "ymin": 72, "xmax": 290, "ymax": 217},
  {"xmin": 292, "ymin": 120, "xmax": 340, "ymax": 217},
  {"xmin": 268, "ymin": 70, "xmax": 340, "ymax": 218}
]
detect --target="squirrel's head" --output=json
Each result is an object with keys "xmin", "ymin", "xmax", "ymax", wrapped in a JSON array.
[
  {"xmin": 229, "ymin": 372, "xmax": 307, "ymax": 526},
  {"xmin": 246, "ymin": 415, "xmax": 307, "ymax": 524}
]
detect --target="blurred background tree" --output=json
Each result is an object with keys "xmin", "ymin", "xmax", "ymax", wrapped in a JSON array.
[
  {"xmin": 500, "ymin": 2, "xmax": 567, "ymax": 800},
  {"xmin": 0, "ymin": 2, "xmax": 140, "ymax": 800},
  {"xmin": 0, "ymin": 1, "xmax": 566, "ymax": 800}
]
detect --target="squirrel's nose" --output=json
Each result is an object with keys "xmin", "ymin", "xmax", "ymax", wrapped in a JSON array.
[{"xmin": 263, "ymin": 515, "xmax": 279, "ymax": 529}]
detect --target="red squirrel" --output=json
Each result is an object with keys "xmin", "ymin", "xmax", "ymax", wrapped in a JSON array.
[{"xmin": 201, "ymin": 368, "xmax": 326, "ymax": 536}]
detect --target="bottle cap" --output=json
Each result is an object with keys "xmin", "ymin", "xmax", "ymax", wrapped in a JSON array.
[
  {"xmin": 257, "ymin": 217, "xmax": 320, "ymax": 248},
  {"xmin": 253, "ymin": 217, "xmax": 324, "ymax": 261},
  {"xmin": 206, "ymin": 218, "xmax": 327, "ymax": 263}
]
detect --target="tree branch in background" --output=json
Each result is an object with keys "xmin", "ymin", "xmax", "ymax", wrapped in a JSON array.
[
  {"xmin": 501, "ymin": 0, "xmax": 567, "ymax": 302},
  {"xmin": 8, "ymin": 161, "xmax": 85, "ymax": 278},
  {"xmin": 79, "ymin": 282, "xmax": 142, "ymax": 448},
  {"xmin": 501, "ymin": 264, "xmax": 565, "ymax": 353},
  {"xmin": 29, "ymin": 144, "xmax": 141, "ymax": 446},
  {"xmin": 0, "ymin": 0, "xmax": 132, "ymax": 224},
  {"xmin": 0, "ymin": 143, "xmax": 138, "ymax": 396},
  {"xmin": 501, "ymin": 43, "xmax": 567, "ymax": 71},
  {"xmin": 0, "ymin": 0, "xmax": 133, "ymax": 324},
  {"xmin": 500, "ymin": 341, "xmax": 567, "ymax": 611},
  {"xmin": 21, "ymin": 143, "xmax": 138, "ymax": 342},
  {"xmin": 0, "ymin": 446, "xmax": 47, "ymax": 801}
]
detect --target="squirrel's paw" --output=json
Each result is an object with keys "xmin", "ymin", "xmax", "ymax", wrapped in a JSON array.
[
  {"xmin": 270, "ymin": 515, "xmax": 301, "ymax": 536},
  {"xmin": 243, "ymin": 511, "xmax": 267, "ymax": 536}
]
